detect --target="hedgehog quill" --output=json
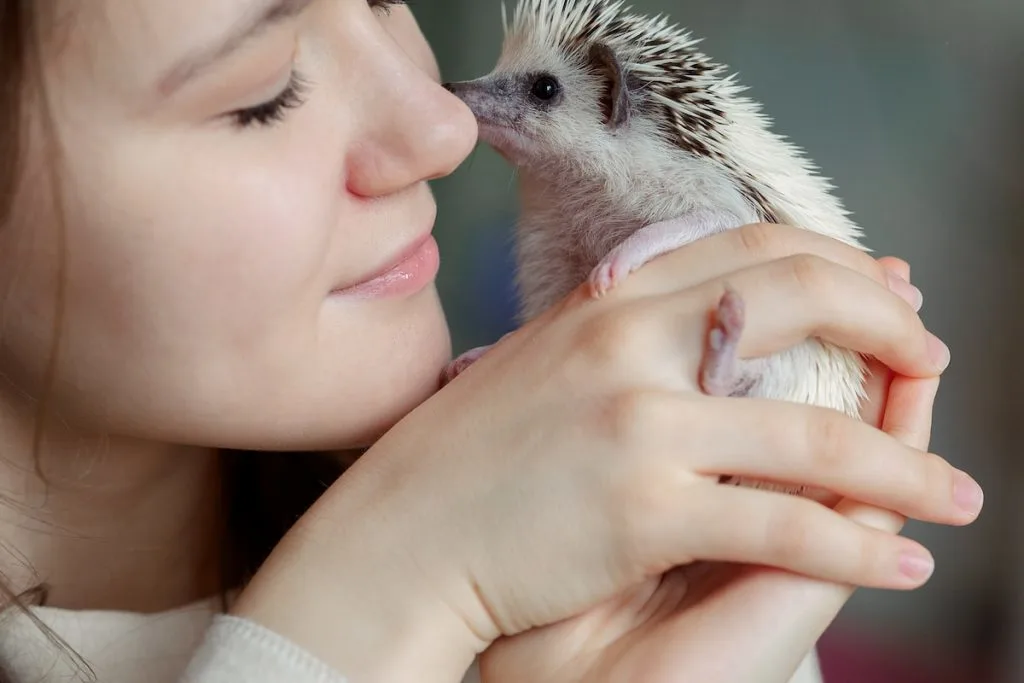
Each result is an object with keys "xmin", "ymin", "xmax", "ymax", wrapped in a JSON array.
[{"xmin": 441, "ymin": 0, "xmax": 875, "ymax": 497}]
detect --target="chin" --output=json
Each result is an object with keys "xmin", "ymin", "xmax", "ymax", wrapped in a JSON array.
[
  {"xmin": 233, "ymin": 355, "xmax": 448, "ymax": 453},
  {"xmin": 342, "ymin": 294, "xmax": 452, "ymax": 446},
  {"xmin": 213, "ymin": 290, "xmax": 453, "ymax": 453}
]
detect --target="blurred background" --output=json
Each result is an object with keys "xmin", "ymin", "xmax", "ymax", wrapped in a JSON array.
[{"xmin": 411, "ymin": 1, "xmax": 1024, "ymax": 681}]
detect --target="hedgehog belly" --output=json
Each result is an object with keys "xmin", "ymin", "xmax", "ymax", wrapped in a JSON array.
[{"xmin": 755, "ymin": 340, "xmax": 868, "ymax": 418}]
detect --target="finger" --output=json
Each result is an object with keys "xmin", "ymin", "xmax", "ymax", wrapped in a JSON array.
[
  {"xmin": 661, "ymin": 253, "xmax": 949, "ymax": 378},
  {"xmin": 877, "ymin": 256, "xmax": 910, "ymax": 283},
  {"xmin": 882, "ymin": 375, "xmax": 940, "ymax": 452},
  {"xmin": 858, "ymin": 358, "xmax": 894, "ymax": 429},
  {"xmin": 672, "ymin": 483, "xmax": 935, "ymax": 590},
  {"xmin": 835, "ymin": 499, "xmax": 906, "ymax": 535},
  {"xmin": 626, "ymin": 223, "xmax": 922, "ymax": 310},
  {"xmin": 876, "ymin": 256, "xmax": 919, "ymax": 310},
  {"xmin": 837, "ymin": 374, "xmax": 947, "ymax": 535},
  {"xmin": 674, "ymin": 395, "xmax": 981, "ymax": 525}
]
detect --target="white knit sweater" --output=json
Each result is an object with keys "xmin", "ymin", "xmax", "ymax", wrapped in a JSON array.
[{"xmin": 0, "ymin": 597, "xmax": 821, "ymax": 682}]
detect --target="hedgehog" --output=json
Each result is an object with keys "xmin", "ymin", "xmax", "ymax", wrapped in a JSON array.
[{"xmin": 440, "ymin": 0, "xmax": 871, "ymax": 498}]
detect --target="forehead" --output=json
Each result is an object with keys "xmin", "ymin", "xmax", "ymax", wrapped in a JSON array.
[{"xmin": 47, "ymin": 0, "xmax": 268, "ymax": 92}]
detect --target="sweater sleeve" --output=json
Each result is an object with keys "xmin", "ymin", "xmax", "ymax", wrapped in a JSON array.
[
  {"xmin": 179, "ymin": 613, "xmax": 816, "ymax": 683},
  {"xmin": 790, "ymin": 649, "xmax": 824, "ymax": 683},
  {"xmin": 181, "ymin": 615, "xmax": 483, "ymax": 683},
  {"xmin": 179, "ymin": 614, "xmax": 349, "ymax": 683}
]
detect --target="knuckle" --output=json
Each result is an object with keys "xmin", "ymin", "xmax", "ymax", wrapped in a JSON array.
[
  {"xmin": 733, "ymin": 222, "xmax": 778, "ymax": 259},
  {"xmin": 871, "ymin": 298, "xmax": 925, "ymax": 363},
  {"xmin": 606, "ymin": 459, "xmax": 682, "ymax": 561},
  {"xmin": 866, "ymin": 257, "xmax": 893, "ymax": 288},
  {"xmin": 572, "ymin": 309, "xmax": 645, "ymax": 369},
  {"xmin": 842, "ymin": 526, "xmax": 878, "ymax": 580},
  {"xmin": 782, "ymin": 253, "xmax": 832, "ymax": 295},
  {"xmin": 892, "ymin": 301, "xmax": 927, "ymax": 346},
  {"xmin": 766, "ymin": 502, "xmax": 815, "ymax": 565},
  {"xmin": 769, "ymin": 495, "xmax": 881, "ymax": 583},
  {"xmin": 589, "ymin": 390, "xmax": 694, "ymax": 562},
  {"xmin": 804, "ymin": 408, "xmax": 851, "ymax": 469},
  {"xmin": 916, "ymin": 451, "xmax": 953, "ymax": 506},
  {"xmin": 593, "ymin": 389, "xmax": 664, "ymax": 449}
]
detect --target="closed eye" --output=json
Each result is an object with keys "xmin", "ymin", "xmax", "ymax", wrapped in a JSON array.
[
  {"xmin": 227, "ymin": 70, "xmax": 310, "ymax": 129},
  {"xmin": 224, "ymin": 0, "xmax": 410, "ymax": 130},
  {"xmin": 370, "ymin": 0, "xmax": 408, "ymax": 15}
]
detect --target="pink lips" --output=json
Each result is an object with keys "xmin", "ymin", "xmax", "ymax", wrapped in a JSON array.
[{"xmin": 331, "ymin": 234, "xmax": 440, "ymax": 300}]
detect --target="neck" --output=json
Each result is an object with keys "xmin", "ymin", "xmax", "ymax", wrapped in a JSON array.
[{"xmin": 0, "ymin": 392, "xmax": 224, "ymax": 614}]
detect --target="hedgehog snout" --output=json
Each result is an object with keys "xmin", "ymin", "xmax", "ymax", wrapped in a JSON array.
[{"xmin": 440, "ymin": 78, "xmax": 519, "ymax": 129}]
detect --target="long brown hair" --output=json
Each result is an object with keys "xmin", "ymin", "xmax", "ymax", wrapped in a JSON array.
[{"xmin": 0, "ymin": 3, "xmax": 348, "ymax": 679}]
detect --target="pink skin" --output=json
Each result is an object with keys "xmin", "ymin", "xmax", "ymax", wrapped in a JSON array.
[
  {"xmin": 698, "ymin": 286, "xmax": 749, "ymax": 398},
  {"xmin": 586, "ymin": 211, "xmax": 744, "ymax": 299}
]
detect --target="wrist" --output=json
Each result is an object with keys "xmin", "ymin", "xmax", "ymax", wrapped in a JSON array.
[{"xmin": 230, "ymin": 488, "xmax": 487, "ymax": 683}]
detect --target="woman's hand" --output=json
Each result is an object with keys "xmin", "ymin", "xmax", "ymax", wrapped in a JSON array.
[
  {"xmin": 230, "ymin": 225, "xmax": 981, "ymax": 683},
  {"xmin": 478, "ymin": 259, "xmax": 954, "ymax": 683}
]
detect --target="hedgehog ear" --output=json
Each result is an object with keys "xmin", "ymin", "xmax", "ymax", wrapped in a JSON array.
[{"xmin": 587, "ymin": 41, "xmax": 632, "ymax": 130}]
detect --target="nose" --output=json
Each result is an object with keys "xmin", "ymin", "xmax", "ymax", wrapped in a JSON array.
[{"xmin": 345, "ymin": 69, "xmax": 479, "ymax": 199}]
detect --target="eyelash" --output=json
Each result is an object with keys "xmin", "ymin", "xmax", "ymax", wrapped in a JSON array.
[
  {"xmin": 229, "ymin": 1, "xmax": 408, "ymax": 129},
  {"xmin": 229, "ymin": 70, "xmax": 310, "ymax": 129},
  {"xmin": 370, "ymin": 0, "xmax": 409, "ymax": 15}
]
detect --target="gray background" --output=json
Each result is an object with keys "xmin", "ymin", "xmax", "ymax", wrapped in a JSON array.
[{"xmin": 412, "ymin": 1, "xmax": 1024, "ymax": 679}]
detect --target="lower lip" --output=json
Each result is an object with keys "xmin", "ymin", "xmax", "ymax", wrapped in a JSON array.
[{"xmin": 331, "ymin": 235, "xmax": 440, "ymax": 300}]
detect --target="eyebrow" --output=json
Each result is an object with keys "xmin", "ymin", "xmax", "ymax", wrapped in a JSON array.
[{"xmin": 158, "ymin": 0, "xmax": 313, "ymax": 96}]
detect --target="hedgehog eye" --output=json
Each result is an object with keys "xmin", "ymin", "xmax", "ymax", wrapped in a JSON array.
[{"xmin": 530, "ymin": 75, "xmax": 560, "ymax": 101}]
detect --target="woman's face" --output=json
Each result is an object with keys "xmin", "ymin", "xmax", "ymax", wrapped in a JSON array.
[{"xmin": 0, "ymin": 0, "xmax": 478, "ymax": 449}]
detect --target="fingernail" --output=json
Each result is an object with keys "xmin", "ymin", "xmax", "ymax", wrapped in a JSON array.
[
  {"xmin": 953, "ymin": 469, "xmax": 984, "ymax": 517},
  {"xmin": 886, "ymin": 271, "xmax": 923, "ymax": 311},
  {"xmin": 899, "ymin": 549, "xmax": 935, "ymax": 583},
  {"xmin": 927, "ymin": 332, "xmax": 950, "ymax": 371}
]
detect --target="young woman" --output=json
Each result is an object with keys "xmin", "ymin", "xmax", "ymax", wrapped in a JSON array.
[{"xmin": 0, "ymin": 1, "xmax": 982, "ymax": 682}]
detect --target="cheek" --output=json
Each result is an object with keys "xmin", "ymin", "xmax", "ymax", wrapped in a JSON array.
[
  {"xmin": 0, "ymin": 111, "xmax": 350, "ymax": 430},
  {"xmin": 69, "ymin": 126, "xmax": 340, "ymax": 347}
]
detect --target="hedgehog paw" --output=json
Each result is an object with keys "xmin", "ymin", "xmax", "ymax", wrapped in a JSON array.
[
  {"xmin": 698, "ymin": 286, "xmax": 757, "ymax": 397},
  {"xmin": 587, "ymin": 252, "xmax": 639, "ymax": 298},
  {"xmin": 441, "ymin": 344, "xmax": 493, "ymax": 387}
]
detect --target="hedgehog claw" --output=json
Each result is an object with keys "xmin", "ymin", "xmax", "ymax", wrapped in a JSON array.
[{"xmin": 587, "ymin": 261, "xmax": 614, "ymax": 298}]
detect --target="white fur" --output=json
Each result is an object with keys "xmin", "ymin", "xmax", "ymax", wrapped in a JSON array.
[{"xmin": 479, "ymin": 0, "xmax": 870, "ymax": 427}]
